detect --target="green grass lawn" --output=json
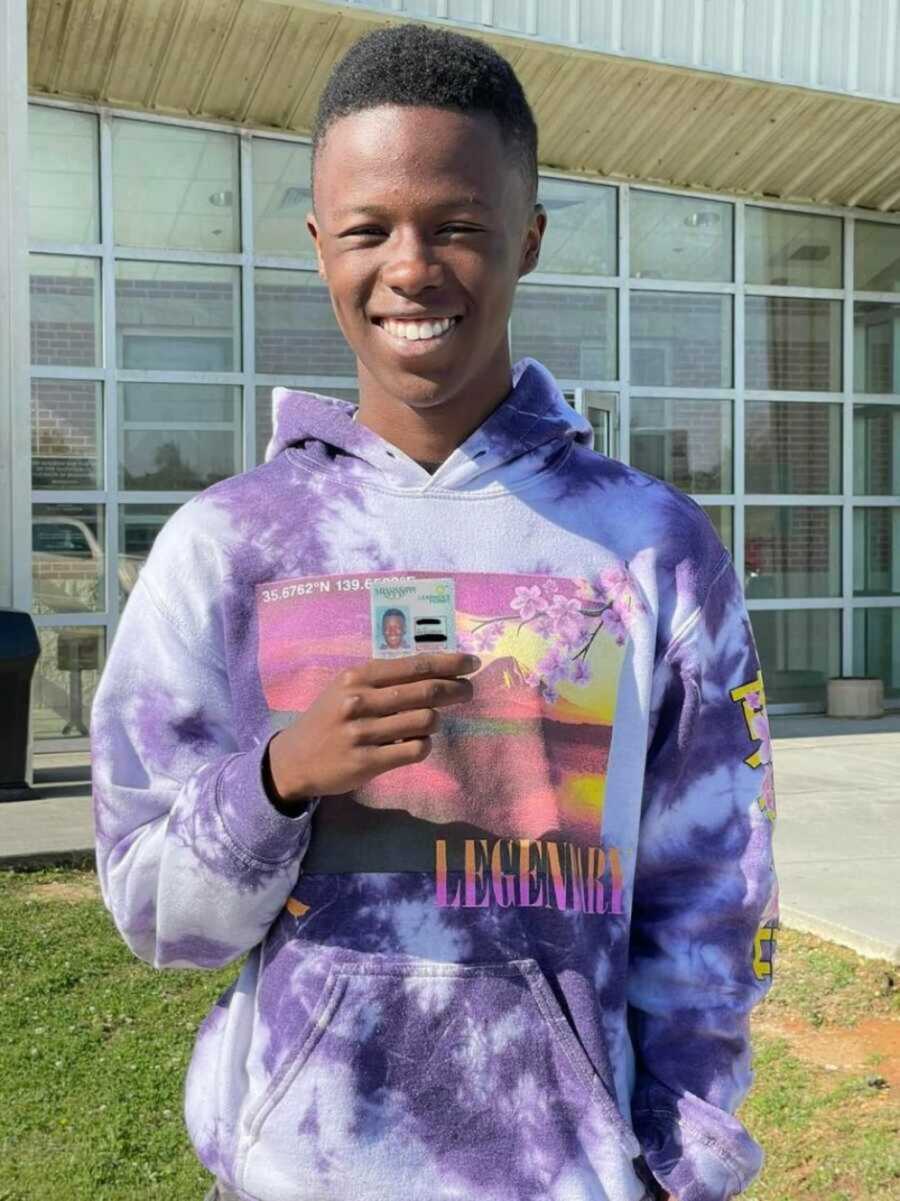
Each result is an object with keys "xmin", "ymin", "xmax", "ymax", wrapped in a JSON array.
[{"xmin": 1, "ymin": 867, "xmax": 898, "ymax": 1201}]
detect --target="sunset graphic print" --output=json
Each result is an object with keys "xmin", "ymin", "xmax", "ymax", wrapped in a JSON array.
[{"xmin": 256, "ymin": 568, "xmax": 642, "ymax": 916}]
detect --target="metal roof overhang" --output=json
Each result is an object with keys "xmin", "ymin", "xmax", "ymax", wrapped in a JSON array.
[{"xmin": 27, "ymin": 0, "xmax": 900, "ymax": 213}]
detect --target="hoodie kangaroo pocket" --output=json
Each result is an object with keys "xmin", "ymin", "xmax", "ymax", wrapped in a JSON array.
[{"xmin": 237, "ymin": 955, "xmax": 643, "ymax": 1201}]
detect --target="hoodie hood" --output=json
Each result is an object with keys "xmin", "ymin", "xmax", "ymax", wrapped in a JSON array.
[{"xmin": 264, "ymin": 357, "xmax": 593, "ymax": 492}]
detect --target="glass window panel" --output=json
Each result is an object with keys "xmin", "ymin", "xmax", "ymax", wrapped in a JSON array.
[
  {"xmin": 854, "ymin": 508, "xmax": 900, "ymax": 596},
  {"xmin": 745, "ymin": 297, "xmax": 841, "ymax": 392},
  {"xmin": 28, "ymin": 106, "xmax": 99, "ymax": 244},
  {"xmin": 745, "ymin": 401, "xmax": 841, "ymax": 494},
  {"xmin": 255, "ymin": 269, "xmax": 356, "ymax": 376},
  {"xmin": 119, "ymin": 503, "xmax": 181, "ymax": 609},
  {"xmin": 702, "ymin": 505, "xmax": 733, "ymax": 555},
  {"xmin": 745, "ymin": 506, "xmax": 841, "ymax": 598},
  {"xmin": 537, "ymin": 178, "xmax": 616, "ymax": 276},
  {"xmin": 750, "ymin": 609, "xmax": 841, "ymax": 706},
  {"xmin": 855, "ymin": 221, "xmax": 900, "ymax": 293},
  {"xmin": 33, "ymin": 625, "xmax": 106, "ymax": 740},
  {"xmin": 119, "ymin": 384, "xmax": 242, "ymax": 490},
  {"xmin": 630, "ymin": 293, "xmax": 732, "ymax": 387},
  {"xmin": 853, "ymin": 302, "xmax": 900, "ymax": 393},
  {"xmin": 30, "ymin": 255, "xmax": 101, "ymax": 367},
  {"xmin": 630, "ymin": 191, "xmax": 733, "ymax": 283},
  {"xmin": 253, "ymin": 139, "xmax": 315, "ymax": 263},
  {"xmin": 115, "ymin": 263, "xmax": 241, "ymax": 370},
  {"xmin": 854, "ymin": 404, "xmax": 900, "ymax": 494},
  {"xmin": 255, "ymin": 383, "xmax": 357, "ymax": 466},
  {"xmin": 510, "ymin": 286, "xmax": 617, "ymax": 380},
  {"xmin": 854, "ymin": 608, "xmax": 900, "ymax": 697},
  {"xmin": 112, "ymin": 119, "xmax": 240, "ymax": 252},
  {"xmin": 583, "ymin": 392, "xmax": 617, "ymax": 457},
  {"xmin": 630, "ymin": 397, "xmax": 732, "ymax": 493},
  {"xmin": 745, "ymin": 207, "xmax": 842, "ymax": 288},
  {"xmin": 32, "ymin": 503, "xmax": 104, "ymax": 616},
  {"xmin": 31, "ymin": 379, "xmax": 103, "ymax": 490}
]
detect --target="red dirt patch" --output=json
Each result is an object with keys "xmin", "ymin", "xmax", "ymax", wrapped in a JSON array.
[{"xmin": 757, "ymin": 1014, "xmax": 900, "ymax": 1087}]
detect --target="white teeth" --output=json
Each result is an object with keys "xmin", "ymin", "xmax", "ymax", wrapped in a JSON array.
[{"xmin": 381, "ymin": 317, "xmax": 456, "ymax": 341}]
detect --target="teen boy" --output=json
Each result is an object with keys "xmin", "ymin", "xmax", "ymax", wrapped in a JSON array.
[{"xmin": 91, "ymin": 22, "xmax": 778, "ymax": 1201}]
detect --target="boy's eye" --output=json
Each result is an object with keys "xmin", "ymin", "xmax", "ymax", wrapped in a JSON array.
[{"xmin": 341, "ymin": 224, "xmax": 482, "ymax": 239}]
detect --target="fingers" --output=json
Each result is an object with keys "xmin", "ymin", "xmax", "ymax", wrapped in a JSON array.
[
  {"xmin": 363, "ymin": 738, "xmax": 433, "ymax": 772},
  {"xmin": 353, "ymin": 708, "xmax": 441, "ymax": 746},
  {"xmin": 345, "ymin": 652, "xmax": 481, "ymax": 690},
  {"xmin": 344, "ymin": 676, "xmax": 474, "ymax": 718}
]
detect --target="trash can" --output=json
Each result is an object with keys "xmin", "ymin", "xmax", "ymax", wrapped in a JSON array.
[{"xmin": 0, "ymin": 609, "xmax": 41, "ymax": 800}]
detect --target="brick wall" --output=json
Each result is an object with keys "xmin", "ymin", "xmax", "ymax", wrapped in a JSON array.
[
  {"xmin": 511, "ymin": 288, "xmax": 616, "ymax": 380},
  {"xmin": 746, "ymin": 400, "xmax": 840, "ymax": 493},
  {"xmin": 630, "ymin": 293, "xmax": 730, "ymax": 387},
  {"xmin": 31, "ymin": 379, "xmax": 101, "ymax": 489},
  {"xmin": 255, "ymin": 279, "xmax": 356, "ymax": 376},
  {"xmin": 745, "ymin": 505, "xmax": 840, "ymax": 596},
  {"xmin": 30, "ymin": 274, "xmax": 99, "ymax": 366},
  {"xmin": 745, "ymin": 297, "xmax": 840, "ymax": 391}
]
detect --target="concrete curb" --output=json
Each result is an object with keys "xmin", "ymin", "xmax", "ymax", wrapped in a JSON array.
[
  {"xmin": 0, "ymin": 848, "xmax": 96, "ymax": 872},
  {"xmin": 780, "ymin": 904, "xmax": 900, "ymax": 966}
]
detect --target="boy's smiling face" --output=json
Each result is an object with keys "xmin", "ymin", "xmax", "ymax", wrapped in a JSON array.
[{"xmin": 306, "ymin": 104, "xmax": 544, "ymax": 428}]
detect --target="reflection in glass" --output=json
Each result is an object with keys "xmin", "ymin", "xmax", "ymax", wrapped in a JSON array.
[
  {"xmin": 32, "ymin": 503, "xmax": 105, "ymax": 616},
  {"xmin": 854, "ymin": 609, "xmax": 900, "ymax": 697},
  {"xmin": 749, "ymin": 609, "xmax": 840, "ymax": 705},
  {"xmin": 119, "ymin": 384, "xmax": 241, "ymax": 490},
  {"xmin": 855, "ymin": 221, "xmax": 900, "ymax": 293},
  {"xmin": 745, "ymin": 401, "xmax": 841, "ymax": 494},
  {"xmin": 745, "ymin": 297, "xmax": 841, "ymax": 391},
  {"xmin": 255, "ymin": 384, "xmax": 358, "ymax": 466},
  {"xmin": 631, "ymin": 191, "xmax": 733, "ymax": 283},
  {"xmin": 853, "ymin": 302, "xmax": 900, "ymax": 393},
  {"xmin": 854, "ymin": 508, "xmax": 899, "ymax": 596},
  {"xmin": 31, "ymin": 380, "xmax": 103, "ymax": 490},
  {"xmin": 28, "ymin": 106, "xmax": 99, "ymax": 244},
  {"xmin": 30, "ymin": 255, "xmax": 101, "ymax": 367},
  {"xmin": 630, "ymin": 397, "xmax": 732, "ymax": 493},
  {"xmin": 33, "ymin": 626, "xmax": 106, "ymax": 739},
  {"xmin": 584, "ymin": 392, "xmax": 617, "ymax": 457},
  {"xmin": 253, "ymin": 140, "xmax": 315, "ymax": 262},
  {"xmin": 116, "ymin": 262, "xmax": 241, "ymax": 370},
  {"xmin": 112, "ymin": 119, "xmax": 240, "ymax": 252},
  {"xmin": 702, "ymin": 506, "xmax": 733, "ymax": 554},
  {"xmin": 631, "ymin": 293, "xmax": 732, "ymax": 387},
  {"xmin": 745, "ymin": 207, "xmax": 842, "ymax": 288},
  {"xmin": 537, "ymin": 178, "xmax": 616, "ymax": 276},
  {"xmin": 119, "ymin": 504, "xmax": 181, "ymax": 608},
  {"xmin": 854, "ymin": 404, "xmax": 900, "ymax": 494},
  {"xmin": 745, "ymin": 506, "xmax": 841, "ymax": 598},
  {"xmin": 510, "ymin": 286, "xmax": 616, "ymax": 380},
  {"xmin": 255, "ymin": 270, "xmax": 356, "ymax": 376}
]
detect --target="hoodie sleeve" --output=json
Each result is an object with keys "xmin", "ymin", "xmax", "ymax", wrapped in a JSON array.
[
  {"xmin": 90, "ymin": 562, "xmax": 316, "ymax": 971},
  {"xmin": 627, "ymin": 552, "xmax": 778, "ymax": 1201}
]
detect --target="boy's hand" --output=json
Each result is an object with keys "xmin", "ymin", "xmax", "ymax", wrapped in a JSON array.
[{"xmin": 266, "ymin": 652, "xmax": 480, "ymax": 805}]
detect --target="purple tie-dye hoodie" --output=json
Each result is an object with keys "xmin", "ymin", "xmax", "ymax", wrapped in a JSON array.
[{"xmin": 90, "ymin": 357, "xmax": 778, "ymax": 1201}]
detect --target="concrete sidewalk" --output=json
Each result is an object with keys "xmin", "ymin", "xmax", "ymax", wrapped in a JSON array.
[{"xmin": 2, "ymin": 714, "xmax": 899, "ymax": 962}]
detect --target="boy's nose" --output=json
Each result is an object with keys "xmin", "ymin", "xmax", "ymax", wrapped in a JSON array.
[{"xmin": 381, "ymin": 240, "xmax": 445, "ymax": 295}]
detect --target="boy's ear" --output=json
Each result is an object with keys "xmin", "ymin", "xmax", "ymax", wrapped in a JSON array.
[
  {"xmin": 518, "ymin": 203, "xmax": 547, "ymax": 280},
  {"xmin": 306, "ymin": 210, "xmax": 328, "ymax": 281}
]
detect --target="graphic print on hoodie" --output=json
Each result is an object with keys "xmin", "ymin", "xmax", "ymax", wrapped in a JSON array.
[
  {"xmin": 90, "ymin": 358, "xmax": 779, "ymax": 1201},
  {"xmin": 258, "ymin": 568, "xmax": 637, "ymax": 914}
]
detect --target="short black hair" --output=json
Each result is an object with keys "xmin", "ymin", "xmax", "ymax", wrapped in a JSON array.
[{"xmin": 311, "ymin": 22, "xmax": 538, "ymax": 203}]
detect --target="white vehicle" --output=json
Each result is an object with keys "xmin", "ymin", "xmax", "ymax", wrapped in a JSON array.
[{"xmin": 32, "ymin": 516, "xmax": 144, "ymax": 612}]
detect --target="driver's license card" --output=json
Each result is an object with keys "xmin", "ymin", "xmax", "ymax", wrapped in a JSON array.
[{"xmin": 370, "ymin": 577, "xmax": 456, "ymax": 658}]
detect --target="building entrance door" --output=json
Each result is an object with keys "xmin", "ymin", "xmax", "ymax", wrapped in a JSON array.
[{"xmin": 565, "ymin": 389, "xmax": 618, "ymax": 459}]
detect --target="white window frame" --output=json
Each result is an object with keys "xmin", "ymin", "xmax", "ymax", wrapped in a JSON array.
[{"xmin": 20, "ymin": 98, "xmax": 900, "ymax": 746}]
